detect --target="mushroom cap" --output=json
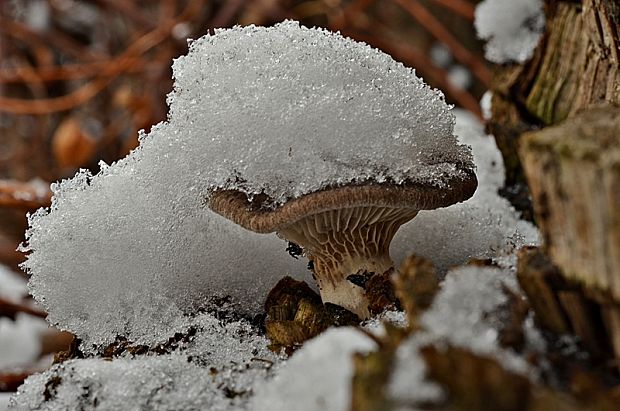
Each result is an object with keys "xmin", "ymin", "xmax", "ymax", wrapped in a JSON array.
[
  {"xmin": 208, "ymin": 171, "xmax": 477, "ymax": 234},
  {"xmin": 168, "ymin": 21, "xmax": 475, "ymax": 207}
]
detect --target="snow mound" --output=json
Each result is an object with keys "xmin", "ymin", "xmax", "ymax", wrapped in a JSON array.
[
  {"xmin": 9, "ymin": 313, "xmax": 278, "ymax": 411},
  {"xmin": 388, "ymin": 265, "xmax": 546, "ymax": 405},
  {"xmin": 21, "ymin": 21, "xmax": 474, "ymax": 352},
  {"xmin": 252, "ymin": 327, "xmax": 376, "ymax": 411},
  {"xmin": 23, "ymin": 163, "xmax": 308, "ymax": 351},
  {"xmin": 475, "ymin": 0, "xmax": 545, "ymax": 64}
]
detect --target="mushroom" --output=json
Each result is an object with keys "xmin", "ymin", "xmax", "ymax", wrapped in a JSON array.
[{"xmin": 208, "ymin": 173, "xmax": 476, "ymax": 319}]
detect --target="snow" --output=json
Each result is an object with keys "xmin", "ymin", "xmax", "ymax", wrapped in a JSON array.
[
  {"xmin": 387, "ymin": 265, "xmax": 545, "ymax": 406},
  {"xmin": 447, "ymin": 65, "xmax": 472, "ymax": 90},
  {"xmin": 480, "ymin": 90, "xmax": 493, "ymax": 121},
  {"xmin": 21, "ymin": 21, "xmax": 473, "ymax": 352},
  {"xmin": 429, "ymin": 42, "xmax": 452, "ymax": 68},
  {"xmin": 0, "ymin": 267, "xmax": 48, "ymax": 369},
  {"xmin": 0, "ymin": 265, "xmax": 27, "ymax": 303},
  {"xmin": 0, "ymin": 315, "xmax": 45, "ymax": 369},
  {"xmin": 0, "ymin": 394, "xmax": 10, "ymax": 411},
  {"xmin": 391, "ymin": 110, "xmax": 539, "ymax": 273},
  {"xmin": 252, "ymin": 327, "xmax": 376, "ymax": 411},
  {"xmin": 9, "ymin": 313, "xmax": 280, "ymax": 411},
  {"xmin": 24, "ymin": 0, "xmax": 50, "ymax": 32},
  {"xmin": 474, "ymin": 0, "xmax": 545, "ymax": 64},
  {"xmin": 168, "ymin": 21, "xmax": 473, "ymax": 204},
  {"xmin": 24, "ymin": 175, "xmax": 309, "ymax": 351}
]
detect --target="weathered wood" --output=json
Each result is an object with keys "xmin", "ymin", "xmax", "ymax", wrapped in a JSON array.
[
  {"xmin": 392, "ymin": 254, "xmax": 439, "ymax": 330},
  {"xmin": 601, "ymin": 306, "xmax": 620, "ymax": 361},
  {"xmin": 421, "ymin": 345, "xmax": 532, "ymax": 411},
  {"xmin": 520, "ymin": 106, "xmax": 620, "ymax": 301},
  {"xmin": 517, "ymin": 246, "xmax": 571, "ymax": 335},
  {"xmin": 350, "ymin": 324, "xmax": 407, "ymax": 411},
  {"xmin": 263, "ymin": 276, "xmax": 359, "ymax": 353},
  {"xmin": 488, "ymin": 0, "xmax": 620, "ymax": 217},
  {"xmin": 517, "ymin": 246, "xmax": 618, "ymax": 362},
  {"xmin": 421, "ymin": 344, "xmax": 620, "ymax": 411},
  {"xmin": 557, "ymin": 291, "xmax": 607, "ymax": 358}
]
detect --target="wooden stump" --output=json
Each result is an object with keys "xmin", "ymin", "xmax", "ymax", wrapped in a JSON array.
[
  {"xmin": 519, "ymin": 107, "xmax": 620, "ymax": 361},
  {"xmin": 520, "ymin": 106, "xmax": 620, "ymax": 300},
  {"xmin": 488, "ymin": 0, "xmax": 620, "ymax": 218}
]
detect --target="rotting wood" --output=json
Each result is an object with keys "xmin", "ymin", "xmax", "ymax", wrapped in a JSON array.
[
  {"xmin": 488, "ymin": 0, "xmax": 620, "ymax": 218},
  {"xmin": 517, "ymin": 246, "xmax": 618, "ymax": 362},
  {"xmin": 517, "ymin": 246, "xmax": 570, "ymax": 335},
  {"xmin": 392, "ymin": 254, "xmax": 439, "ymax": 331},
  {"xmin": 263, "ymin": 276, "xmax": 359, "ymax": 353},
  {"xmin": 520, "ymin": 106, "xmax": 620, "ymax": 301},
  {"xmin": 421, "ymin": 344, "xmax": 620, "ymax": 411}
]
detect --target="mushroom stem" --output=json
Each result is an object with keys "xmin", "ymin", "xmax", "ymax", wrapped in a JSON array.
[{"xmin": 278, "ymin": 207, "xmax": 418, "ymax": 318}]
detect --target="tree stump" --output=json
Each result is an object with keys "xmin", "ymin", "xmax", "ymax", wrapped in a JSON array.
[
  {"xmin": 488, "ymin": 0, "xmax": 620, "ymax": 218},
  {"xmin": 519, "ymin": 107, "xmax": 620, "ymax": 361}
]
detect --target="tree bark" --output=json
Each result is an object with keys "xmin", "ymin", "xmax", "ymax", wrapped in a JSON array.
[
  {"xmin": 519, "ymin": 107, "xmax": 620, "ymax": 361},
  {"xmin": 488, "ymin": 0, "xmax": 620, "ymax": 218}
]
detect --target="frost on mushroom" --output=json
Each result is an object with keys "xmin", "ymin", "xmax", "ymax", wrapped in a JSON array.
[
  {"xmin": 197, "ymin": 22, "xmax": 476, "ymax": 318},
  {"xmin": 474, "ymin": 0, "xmax": 545, "ymax": 64}
]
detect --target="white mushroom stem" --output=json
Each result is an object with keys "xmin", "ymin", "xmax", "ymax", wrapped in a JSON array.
[{"xmin": 278, "ymin": 206, "xmax": 418, "ymax": 318}]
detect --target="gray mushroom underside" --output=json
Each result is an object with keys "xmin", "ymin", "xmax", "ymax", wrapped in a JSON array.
[{"xmin": 207, "ymin": 171, "xmax": 477, "ymax": 234}]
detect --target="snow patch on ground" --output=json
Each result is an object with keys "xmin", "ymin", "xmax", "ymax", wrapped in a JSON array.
[
  {"xmin": 252, "ymin": 327, "xmax": 376, "ymax": 411},
  {"xmin": 9, "ymin": 313, "xmax": 278, "ymax": 411}
]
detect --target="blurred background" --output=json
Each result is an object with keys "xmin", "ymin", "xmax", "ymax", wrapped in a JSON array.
[{"xmin": 0, "ymin": 0, "xmax": 489, "ymax": 401}]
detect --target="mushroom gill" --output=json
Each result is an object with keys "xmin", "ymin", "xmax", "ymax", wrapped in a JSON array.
[{"xmin": 208, "ymin": 177, "xmax": 477, "ymax": 319}]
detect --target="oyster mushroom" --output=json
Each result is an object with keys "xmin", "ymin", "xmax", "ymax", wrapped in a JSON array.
[{"xmin": 208, "ymin": 173, "xmax": 476, "ymax": 318}]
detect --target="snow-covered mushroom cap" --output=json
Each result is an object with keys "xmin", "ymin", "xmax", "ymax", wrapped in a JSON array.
[
  {"xmin": 169, "ymin": 21, "xmax": 474, "ymax": 205},
  {"xmin": 197, "ymin": 21, "xmax": 476, "ymax": 317}
]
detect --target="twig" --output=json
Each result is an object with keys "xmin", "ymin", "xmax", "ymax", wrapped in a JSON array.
[
  {"xmin": 210, "ymin": 0, "xmax": 247, "ymax": 28},
  {"xmin": 0, "ymin": 58, "xmax": 148, "ymax": 84},
  {"xmin": 0, "ymin": 180, "xmax": 51, "ymax": 210},
  {"xmin": 394, "ymin": 0, "xmax": 491, "ymax": 87},
  {"xmin": 329, "ymin": 0, "xmax": 374, "ymax": 29},
  {"xmin": 0, "ymin": 17, "xmax": 107, "ymax": 61},
  {"xmin": 98, "ymin": 0, "xmax": 158, "ymax": 30},
  {"xmin": 0, "ymin": 1, "xmax": 203, "ymax": 114},
  {"xmin": 429, "ymin": 0, "xmax": 475, "ymax": 21},
  {"xmin": 0, "ymin": 298, "xmax": 47, "ymax": 320}
]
